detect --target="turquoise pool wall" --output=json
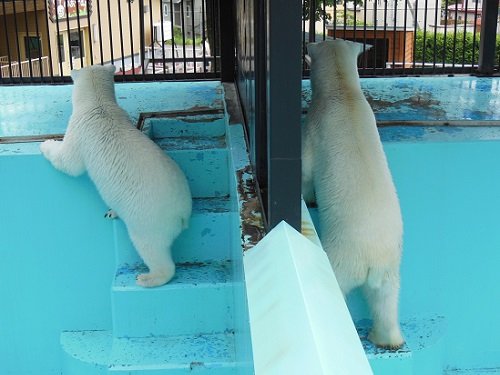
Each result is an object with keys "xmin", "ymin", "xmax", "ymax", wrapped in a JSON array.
[
  {"xmin": 1, "ymin": 155, "xmax": 115, "ymax": 374},
  {"xmin": 1, "ymin": 77, "xmax": 500, "ymax": 374},
  {"xmin": 390, "ymin": 140, "xmax": 500, "ymax": 371}
]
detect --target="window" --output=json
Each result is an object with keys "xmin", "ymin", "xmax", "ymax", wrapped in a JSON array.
[
  {"xmin": 162, "ymin": 1, "xmax": 170, "ymax": 18},
  {"xmin": 24, "ymin": 36, "xmax": 42, "ymax": 59},
  {"xmin": 69, "ymin": 31, "xmax": 84, "ymax": 59}
]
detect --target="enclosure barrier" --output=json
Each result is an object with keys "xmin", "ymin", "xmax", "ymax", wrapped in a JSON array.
[
  {"xmin": 303, "ymin": 0, "xmax": 499, "ymax": 76},
  {"xmin": 0, "ymin": 0, "xmax": 221, "ymax": 83}
]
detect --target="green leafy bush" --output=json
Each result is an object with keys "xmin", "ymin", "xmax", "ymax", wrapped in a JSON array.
[{"xmin": 414, "ymin": 30, "xmax": 500, "ymax": 65}]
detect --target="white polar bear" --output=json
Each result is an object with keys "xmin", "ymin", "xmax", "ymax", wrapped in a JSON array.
[
  {"xmin": 40, "ymin": 64, "xmax": 192, "ymax": 288},
  {"xmin": 303, "ymin": 39, "xmax": 404, "ymax": 348}
]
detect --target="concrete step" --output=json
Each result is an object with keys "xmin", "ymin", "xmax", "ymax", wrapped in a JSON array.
[
  {"xmin": 112, "ymin": 260, "xmax": 234, "ymax": 338},
  {"xmin": 142, "ymin": 111, "xmax": 226, "ymax": 138},
  {"xmin": 114, "ymin": 196, "xmax": 236, "ymax": 265},
  {"xmin": 60, "ymin": 330, "xmax": 239, "ymax": 374},
  {"xmin": 166, "ymin": 147, "xmax": 229, "ymax": 199},
  {"xmin": 359, "ymin": 315, "xmax": 446, "ymax": 374}
]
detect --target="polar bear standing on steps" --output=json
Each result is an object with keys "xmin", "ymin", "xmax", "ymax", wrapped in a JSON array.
[
  {"xmin": 40, "ymin": 64, "xmax": 192, "ymax": 288},
  {"xmin": 302, "ymin": 39, "xmax": 404, "ymax": 349}
]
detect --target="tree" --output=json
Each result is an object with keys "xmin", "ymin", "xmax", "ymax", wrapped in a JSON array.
[{"xmin": 302, "ymin": 0, "xmax": 364, "ymax": 22}]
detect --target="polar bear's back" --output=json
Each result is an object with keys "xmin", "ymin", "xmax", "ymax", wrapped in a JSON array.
[
  {"xmin": 75, "ymin": 106, "xmax": 191, "ymax": 232},
  {"xmin": 305, "ymin": 70, "xmax": 402, "ymax": 272}
]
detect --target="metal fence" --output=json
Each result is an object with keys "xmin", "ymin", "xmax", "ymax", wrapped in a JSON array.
[
  {"xmin": 303, "ymin": 0, "xmax": 499, "ymax": 76},
  {"xmin": 0, "ymin": 0, "xmax": 221, "ymax": 84}
]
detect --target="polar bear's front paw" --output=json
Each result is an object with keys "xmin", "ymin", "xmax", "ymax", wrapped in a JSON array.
[
  {"xmin": 104, "ymin": 209, "xmax": 118, "ymax": 219},
  {"xmin": 40, "ymin": 139, "xmax": 61, "ymax": 160},
  {"xmin": 136, "ymin": 270, "xmax": 174, "ymax": 288}
]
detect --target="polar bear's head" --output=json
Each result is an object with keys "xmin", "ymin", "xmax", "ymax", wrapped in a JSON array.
[
  {"xmin": 307, "ymin": 39, "xmax": 371, "ymax": 93},
  {"xmin": 70, "ymin": 65, "xmax": 117, "ymax": 105},
  {"xmin": 307, "ymin": 39, "xmax": 369, "ymax": 68}
]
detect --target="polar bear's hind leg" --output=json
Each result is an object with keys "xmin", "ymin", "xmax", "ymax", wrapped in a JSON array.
[
  {"xmin": 363, "ymin": 269, "xmax": 404, "ymax": 349},
  {"xmin": 130, "ymin": 231, "xmax": 176, "ymax": 288}
]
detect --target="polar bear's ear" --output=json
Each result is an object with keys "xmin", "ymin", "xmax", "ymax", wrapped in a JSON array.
[
  {"xmin": 105, "ymin": 64, "xmax": 116, "ymax": 75},
  {"xmin": 70, "ymin": 68, "xmax": 81, "ymax": 81}
]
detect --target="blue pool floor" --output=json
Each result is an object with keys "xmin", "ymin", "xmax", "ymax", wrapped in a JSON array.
[{"xmin": 1, "ymin": 76, "xmax": 500, "ymax": 374}]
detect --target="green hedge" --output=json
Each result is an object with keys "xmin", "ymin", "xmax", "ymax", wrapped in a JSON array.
[{"xmin": 414, "ymin": 30, "xmax": 500, "ymax": 65}]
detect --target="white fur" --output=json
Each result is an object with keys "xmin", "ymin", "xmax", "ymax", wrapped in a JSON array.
[
  {"xmin": 303, "ymin": 39, "xmax": 404, "ymax": 348},
  {"xmin": 40, "ymin": 64, "xmax": 192, "ymax": 288}
]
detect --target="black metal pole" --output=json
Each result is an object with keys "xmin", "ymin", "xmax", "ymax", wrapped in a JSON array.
[
  {"xmin": 308, "ymin": 0, "xmax": 316, "ymax": 43},
  {"xmin": 478, "ymin": 0, "xmax": 499, "ymax": 75},
  {"xmin": 219, "ymin": 0, "xmax": 235, "ymax": 82},
  {"xmin": 266, "ymin": 0, "xmax": 302, "ymax": 231}
]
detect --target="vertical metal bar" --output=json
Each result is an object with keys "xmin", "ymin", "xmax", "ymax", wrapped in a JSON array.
[
  {"xmin": 308, "ymin": 0, "xmax": 316, "ymax": 43},
  {"xmin": 411, "ymin": 0, "xmax": 418, "ymax": 74},
  {"xmin": 212, "ymin": 0, "xmax": 219, "ymax": 73},
  {"xmin": 266, "ymin": 0, "xmax": 302, "ymax": 231},
  {"xmin": 127, "ymin": 0, "xmax": 136, "ymax": 77},
  {"xmin": 362, "ymin": 0, "xmax": 368, "ymax": 72},
  {"xmin": 41, "ymin": 0, "xmax": 55, "ymax": 81},
  {"xmin": 86, "ymin": 0, "xmax": 94, "ymax": 65},
  {"xmin": 107, "ymin": 0, "xmax": 115, "ymax": 65},
  {"xmin": 442, "ymin": 0, "xmax": 449, "ymax": 69},
  {"xmin": 353, "ymin": 0, "xmax": 357, "ymax": 43},
  {"xmin": 332, "ymin": 0, "xmax": 337, "ymax": 39},
  {"xmin": 471, "ymin": 0, "xmax": 479, "ymax": 69},
  {"xmin": 64, "ymin": 0, "xmax": 74, "ymax": 71},
  {"xmin": 158, "ymin": 0, "xmax": 166, "ymax": 75},
  {"xmin": 32, "ymin": 0, "xmax": 44, "ymax": 79},
  {"xmin": 421, "ymin": 0, "xmax": 428, "ymax": 73},
  {"xmin": 461, "ymin": 0, "xmax": 469, "ymax": 69},
  {"xmin": 180, "ymin": 0, "xmax": 187, "ymax": 74},
  {"xmin": 12, "ymin": 0, "xmax": 23, "ymax": 77},
  {"xmin": 392, "ymin": 0, "xmax": 398, "ymax": 71},
  {"xmin": 322, "ymin": 1, "xmax": 326, "ymax": 41},
  {"xmin": 302, "ymin": 0, "xmax": 307, "ymax": 72},
  {"xmin": 1, "ymin": 1, "xmax": 13, "ymax": 81},
  {"xmin": 382, "ymin": 0, "xmax": 388, "ymax": 74},
  {"xmin": 168, "ymin": 0, "xmax": 175, "ymax": 75},
  {"xmin": 75, "ymin": 0, "xmax": 84, "ymax": 68},
  {"xmin": 342, "ymin": 0, "xmax": 346, "ymax": 39},
  {"xmin": 478, "ymin": 0, "xmax": 500, "ymax": 74},
  {"xmin": 431, "ymin": 0, "xmax": 439, "ymax": 73},
  {"xmin": 191, "ymin": 0, "xmax": 196, "ymax": 73},
  {"xmin": 402, "ymin": 0, "xmax": 409, "ymax": 73},
  {"xmin": 201, "ymin": 0, "xmax": 207, "ymax": 74},
  {"xmin": 139, "ymin": 0, "xmax": 145, "ymax": 79},
  {"xmin": 219, "ymin": 0, "xmax": 234, "ymax": 82},
  {"xmin": 53, "ymin": 0, "xmax": 65, "ymax": 76},
  {"xmin": 117, "ymin": 0, "xmax": 126, "ymax": 76},
  {"xmin": 372, "ymin": 0, "xmax": 378, "ymax": 74},
  {"xmin": 451, "ymin": 0, "xmax": 459, "ymax": 68},
  {"xmin": 255, "ymin": 0, "xmax": 268, "ymax": 202},
  {"xmin": 148, "ymin": 0, "xmax": 154, "ymax": 75},
  {"xmin": 22, "ymin": 0, "xmax": 34, "ymax": 80},
  {"xmin": 96, "ymin": 0, "xmax": 105, "ymax": 64}
]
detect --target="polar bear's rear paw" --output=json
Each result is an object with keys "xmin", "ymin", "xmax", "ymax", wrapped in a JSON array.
[
  {"xmin": 136, "ymin": 271, "xmax": 174, "ymax": 288},
  {"xmin": 368, "ymin": 328, "xmax": 405, "ymax": 350}
]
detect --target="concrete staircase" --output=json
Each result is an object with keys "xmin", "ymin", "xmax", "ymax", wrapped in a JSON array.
[{"xmin": 59, "ymin": 105, "xmax": 253, "ymax": 374}]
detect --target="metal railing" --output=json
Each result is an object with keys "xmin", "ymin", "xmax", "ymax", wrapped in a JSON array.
[
  {"xmin": 0, "ymin": 0, "xmax": 221, "ymax": 84},
  {"xmin": 0, "ymin": 55, "xmax": 50, "ymax": 78},
  {"xmin": 302, "ymin": 0, "xmax": 499, "ymax": 76}
]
